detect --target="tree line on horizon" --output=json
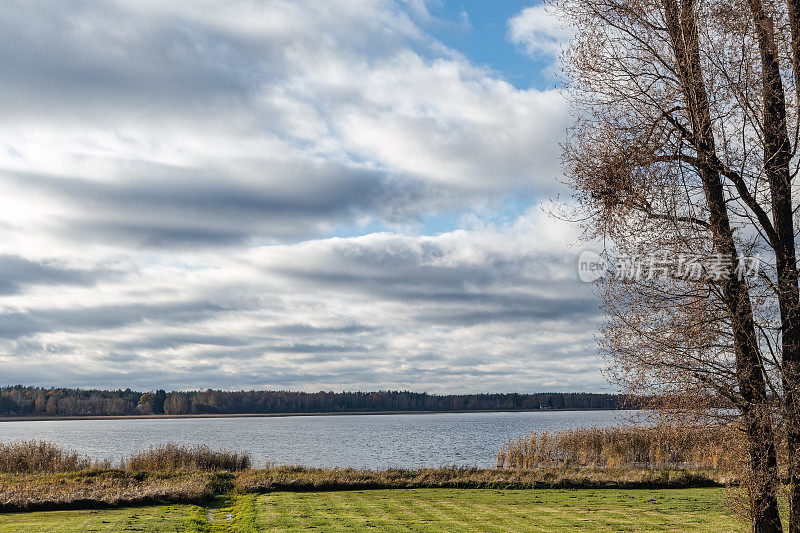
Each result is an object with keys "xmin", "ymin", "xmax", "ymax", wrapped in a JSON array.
[{"xmin": 0, "ymin": 386, "xmax": 623, "ymax": 417}]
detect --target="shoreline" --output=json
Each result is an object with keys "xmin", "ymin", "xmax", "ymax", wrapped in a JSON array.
[{"xmin": 0, "ymin": 407, "xmax": 624, "ymax": 423}]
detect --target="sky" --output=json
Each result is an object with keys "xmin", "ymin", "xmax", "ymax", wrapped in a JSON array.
[{"xmin": 0, "ymin": 0, "xmax": 605, "ymax": 394}]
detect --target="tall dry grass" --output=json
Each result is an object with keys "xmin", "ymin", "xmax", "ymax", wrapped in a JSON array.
[
  {"xmin": 0, "ymin": 470, "xmax": 223, "ymax": 511},
  {"xmin": 234, "ymin": 464, "xmax": 722, "ymax": 493},
  {"xmin": 496, "ymin": 425, "xmax": 740, "ymax": 471},
  {"xmin": 0, "ymin": 436, "xmax": 732, "ymax": 511},
  {"xmin": 0, "ymin": 441, "xmax": 250, "ymax": 473},
  {"xmin": 121, "ymin": 443, "xmax": 251, "ymax": 472},
  {"xmin": 0, "ymin": 441, "xmax": 103, "ymax": 473}
]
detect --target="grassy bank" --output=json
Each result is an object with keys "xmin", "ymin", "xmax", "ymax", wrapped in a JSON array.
[
  {"xmin": 0, "ymin": 488, "xmax": 744, "ymax": 532},
  {"xmin": 0, "ymin": 470, "xmax": 227, "ymax": 512},
  {"xmin": 0, "ymin": 437, "xmax": 748, "ymax": 530},
  {"xmin": 235, "ymin": 465, "xmax": 724, "ymax": 492},
  {"xmin": 0, "ymin": 438, "xmax": 737, "ymax": 512},
  {"xmin": 0, "ymin": 466, "xmax": 725, "ymax": 512}
]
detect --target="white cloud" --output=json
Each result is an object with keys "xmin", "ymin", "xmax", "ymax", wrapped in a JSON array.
[
  {"xmin": 0, "ymin": 1, "xmax": 600, "ymax": 392},
  {"xmin": 508, "ymin": 4, "xmax": 573, "ymax": 59},
  {"xmin": 0, "ymin": 0, "xmax": 568, "ymax": 251},
  {"xmin": 0, "ymin": 207, "xmax": 602, "ymax": 392}
]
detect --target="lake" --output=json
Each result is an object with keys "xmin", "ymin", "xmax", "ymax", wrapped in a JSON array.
[{"xmin": 0, "ymin": 410, "xmax": 636, "ymax": 469}]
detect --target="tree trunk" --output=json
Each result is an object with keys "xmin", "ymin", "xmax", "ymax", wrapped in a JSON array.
[
  {"xmin": 749, "ymin": 2, "xmax": 800, "ymax": 530},
  {"xmin": 664, "ymin": 1, "xmax": 783, "ymax": 530},
  {"xmin": 744, "ymin": 405, "xmax": 785, "ymax": 533}
]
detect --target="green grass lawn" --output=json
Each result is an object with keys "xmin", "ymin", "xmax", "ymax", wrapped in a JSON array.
[
  {"xmin": 0, "ymin": 488, "xmax": 744, "ymax": 532},
  {"xmin": 0, "ymin": 504, "xmax": 193, "ymax": 532}
]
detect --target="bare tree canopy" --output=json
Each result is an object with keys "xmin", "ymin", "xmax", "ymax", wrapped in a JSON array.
[{"xmin": 556, "ymin": 0, "xmax": 800, "ymax": 530}]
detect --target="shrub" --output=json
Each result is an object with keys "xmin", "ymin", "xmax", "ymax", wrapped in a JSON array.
[{"xmin": 121, "ymin": 444, "xmax": 251, "ymax": 472}]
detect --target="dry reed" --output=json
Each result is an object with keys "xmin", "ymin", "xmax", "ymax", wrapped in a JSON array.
[
  {"xmin": 0, "ymin": 441, "xmax": 104, "ymax": 473},
  {"xmin": 234, "ymin": 464, "xmax": 723, "ymax": 493},
  {"xmin": 121, "ymin": 443, "xmax": 251, "ymax": 472},
  {"xmin": 496, "ymin": 425, "xmax": 740, "ymax": 471},
  {"xmin": 0, "ymin": 437, "xmax": 732, "ymax": 511},
  {"xmin": 0, "ymin": 470, "xmax": 222, "ymax": 511}
]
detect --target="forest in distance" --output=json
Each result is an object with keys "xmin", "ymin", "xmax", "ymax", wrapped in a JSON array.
[{"xmin": 0, "ymin": 386, "xmax": 624, "ymax": 418}]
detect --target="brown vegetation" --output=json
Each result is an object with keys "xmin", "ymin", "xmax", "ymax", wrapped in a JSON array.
[
  {"xmin": 0, "ymin": 470, "xmax": 222, "ymax": 512},
  {"xmin": 0, "ymin": 441, "xmax": 106, "ymax": 473},
  {"xmin": 121, "ymin": 444, "xmax": 251, "ymax": 472},
  {"xmin": 233, "ymin": 464, "xmax": 722, "ymax": 493},
  {"xmin": 0, "ymin": 466, "xmax": 721, "ymax": 513},
  {"xmin": 0, "ymin": 441, "xmax": 249, "ymax": 474},
  {"xmin": 0, "ymin": 442, "xmax": 247, "ymax": 512},
  {"xmin": 496, "ymin": 425, "xmax": 740, "ymax": 472},
  {"xmin": 0, "ymin": 437, "xmax": 730, "ymax": 512}
]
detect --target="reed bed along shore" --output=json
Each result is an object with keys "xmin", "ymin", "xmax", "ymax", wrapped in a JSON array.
[
  {"xmin": 0, "ymin": 442, "xmax": 248, "ymax": 511},
  {"xmin": 1, "ymin": 466, "xmax": 723, "ymax": 512},
  {"xmin": 121, "ymin": 443, "xmax": 251, "ymax": 472},
  {"xmin": 497, "ymin": 425, "xmax": 740, "ymax": 472},
  {"xmin": 0, "ymin": 441, "xmax": 102, "ymax": 473},
  {"xmin": 0, "ymin": 470, "xmax": 224, "ymax": 512},
  {"xmin": 0, "ymin": 441, "xmax": 251, "ymax": 474},
  {"xmin": 0, "ymin": 428, "xmax": 737, "ymax": 512}
]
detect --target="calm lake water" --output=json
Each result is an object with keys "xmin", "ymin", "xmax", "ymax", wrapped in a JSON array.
[{"xmin": 0, "ymin": 410, "xmax": 636, "ymax": 469}]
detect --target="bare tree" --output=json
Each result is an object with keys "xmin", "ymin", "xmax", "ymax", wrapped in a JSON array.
[{"xmin": 555, "ymin": 0, "xmax": 800, "ymax": 530}]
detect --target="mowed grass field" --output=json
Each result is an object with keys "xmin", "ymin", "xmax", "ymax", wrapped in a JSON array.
[
  {"xmin": 0, "ymin": 488, "xmax": 745, "ymax": 532},
  {"xmin": 0, "ymin": 504, "xmax": 193, "ymax": 532}
]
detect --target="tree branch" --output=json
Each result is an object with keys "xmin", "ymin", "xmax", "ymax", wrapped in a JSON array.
[{"xmin": 659, "ymin": 110, "xmax": 780, "ymax": 247}]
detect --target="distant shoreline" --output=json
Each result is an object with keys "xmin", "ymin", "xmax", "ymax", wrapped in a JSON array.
[{"xmin": 0, "ymin": 407, "xmax": 625, "ymax": 423}]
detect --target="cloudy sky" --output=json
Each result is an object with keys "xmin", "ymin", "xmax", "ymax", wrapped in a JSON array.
[{"xmin": 0, "ymin": 0, "xmax": 604, "ymax": 393}]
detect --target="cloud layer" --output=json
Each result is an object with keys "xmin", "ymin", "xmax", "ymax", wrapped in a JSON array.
[
  {"xmin": 0, "ymin": 0, "xmax": 601, "ymax": 393},
  {"xmin": 507, "ymin": 4, "xmax": 573, "ymax": 59}
]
